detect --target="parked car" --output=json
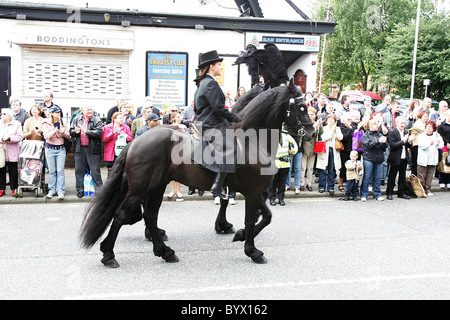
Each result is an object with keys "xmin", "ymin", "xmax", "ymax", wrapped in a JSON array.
[
  {"xmin": 338, "ymin": 90, "xmax": 382, "ymax": 107},
  {"xmin": 398, "ymin": 98, "xmax": 439, "ymax": 112}
]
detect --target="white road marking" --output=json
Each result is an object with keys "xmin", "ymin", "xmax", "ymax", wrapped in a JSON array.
[{"xmin": 64, "ymin": 272, "xmax": 450, "ymax": 300}]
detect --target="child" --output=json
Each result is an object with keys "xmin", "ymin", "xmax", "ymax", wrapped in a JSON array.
[
  {"xmin": 269, "ymin": 132, "xmax": 298, "ymax": 206},
  {"xmin": 344, "ymin": 150, "xmax": 363, "ymax": 201}
]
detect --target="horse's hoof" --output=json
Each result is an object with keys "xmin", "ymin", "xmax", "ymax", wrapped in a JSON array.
[
  {"xmin": 252, "ymin": 255, "xmax": 268, "ymax": 264},
  {"xmin": 232, "ymin": 229, "xmax": 245, "ymax": 242},
  {"xmin": 101, "ymin": 258, "xmax": 120, "ymax": 268},
  {"xmin": 216, "ymin": 225, "xmax": 235, "ymax": 235},
  {"xmin": 165, "ymin": 254, "xmax": 179, "ymax": 263}
]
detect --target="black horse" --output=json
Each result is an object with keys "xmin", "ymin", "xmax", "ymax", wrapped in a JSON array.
[
  {"xmin": 80, "ymin": 79, "xmax": 313, "ymax": 267},
  {"xmin": 214, "ymin": 83, "xmax": 314, "ymax": 236}
]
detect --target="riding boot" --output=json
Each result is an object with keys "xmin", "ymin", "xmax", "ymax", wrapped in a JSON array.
[{"xmin": 211, "ymin": 172, "xmax": 228, "ymax": 199}]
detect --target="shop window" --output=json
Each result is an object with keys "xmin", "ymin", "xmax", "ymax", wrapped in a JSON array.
[{"xmin": 22, "ymin": 47, "xmax": 130, "ymax": 98}]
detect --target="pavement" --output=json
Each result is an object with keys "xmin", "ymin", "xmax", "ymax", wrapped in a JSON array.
[{"xmin": 0, "ymin": 166, "xmax": 447, "ymax": 204}]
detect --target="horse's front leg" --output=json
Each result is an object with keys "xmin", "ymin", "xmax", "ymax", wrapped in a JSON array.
[
  {"xmin": 215, "ymin": 198, "xmax": 235, "ymax": 234},
  {"xmin": 233, "ymin": 193, "xmax": 271, "ymax": 242},
  {"xmin": 243, "ymin": 193, "xmax": 267, "ymax": 264}
]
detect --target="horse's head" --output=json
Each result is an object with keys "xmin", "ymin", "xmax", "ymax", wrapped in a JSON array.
[{"xmin": 283, "ymin": 79, "xmax": 315, "ymax": 143}]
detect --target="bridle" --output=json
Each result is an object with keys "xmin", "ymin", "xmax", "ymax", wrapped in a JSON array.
[{"xmin": 282, "ymin": 94, "xmax": 309, "ymax": 142}]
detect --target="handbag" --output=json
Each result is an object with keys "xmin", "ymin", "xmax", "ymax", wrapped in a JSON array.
[
  {"xmin": 446, "ymin": 153, "xmax": 450, "ymax": 166},
  {"xmin": 313, "ymin": 130, "xmax": 326, "ymax": 153},
  {"xmin": 335, "ymin": 138, "xmax": 344, "ymax": 151},
  {"xmin": 60, "ymin": 120, "xmax": 72, "ymax": 154},
  {"xmin": 406, "ymin": 174, "xmax": 427, "ymax": 198},
  {"xmin": 63, "ymin": 137, "xmax": 72, "ymax": 154},
  {"xmin": 314, "ymin": 140, "xmax": 326, "ymax": 153},
  {"xmin": 438, "ymin": 151, "xmax": 450, "ymax": 174}
]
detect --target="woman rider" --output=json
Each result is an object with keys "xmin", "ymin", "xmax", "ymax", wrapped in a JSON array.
[{"xmin": 193, "ymin": 50, "xmax": 242, "ymax": 198}]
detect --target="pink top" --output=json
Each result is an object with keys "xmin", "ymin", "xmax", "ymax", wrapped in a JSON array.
[
  {"xmin": 80, "ymin": 116, "xmax": 90, "ymax": 146},
  {"xmin": 42, "ymin": 119, "xmax": 70, "ymax": 147},
  {"xmin": 102, "ymin": 123, "xmax": 133, "ymax": 161},
  {"xmin": 0, "ymin": 120, "xmax": 24, "ymax": 162}
]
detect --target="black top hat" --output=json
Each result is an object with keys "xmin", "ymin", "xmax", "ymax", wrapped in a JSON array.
[{"xmin": 198, "ymin": 50, "xmax": 223, "ymax": 69}]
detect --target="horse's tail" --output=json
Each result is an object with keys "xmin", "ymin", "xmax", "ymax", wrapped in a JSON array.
[{"xmin": 79, "ymin": 143, "xmax": 130, "ymax": 249}]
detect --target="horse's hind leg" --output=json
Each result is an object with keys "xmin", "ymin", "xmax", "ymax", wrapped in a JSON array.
[
  {"xmin": 144, "ymin": 198, "xmax": 168, "ymax": 242},
  {"xmin": 144, "ymin": 185, "xmax": 179, "ymax": 263},
  {"xmin": 215, "ymin": 198, "xmax": 235, "ymax": 234},
  {"xmin": 99, "ymin": 194, "xmax": 142, "ymax": 268},
  {"xmin": 99, "ymin": 220, "xmax": 122, "ymax": 268}
]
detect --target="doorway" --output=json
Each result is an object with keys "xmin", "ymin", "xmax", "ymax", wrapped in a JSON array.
[{"xmin": 0, "ymin": 57, "xmax": 11, "ymax": 109}]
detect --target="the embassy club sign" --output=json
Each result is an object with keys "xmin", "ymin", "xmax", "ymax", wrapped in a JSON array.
[
  {"xmin": 146, "ymin": 51, "xmax": 188, "ymax": 108},
  {"xmin": 246, "ymin": 33, "xmax": 320, "ymax": 52}
]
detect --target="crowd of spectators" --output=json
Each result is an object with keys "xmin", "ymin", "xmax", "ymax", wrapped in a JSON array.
[{"xmin": 0, "ymin": 90, "xmax": 448, "ymax": 204}]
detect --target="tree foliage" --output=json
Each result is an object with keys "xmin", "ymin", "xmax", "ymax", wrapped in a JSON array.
[
  {"xmin": 379, "ymin": 12, "xmax": 449, "ymax": 100},
  {"xmin": 313, "ymin": 0, "xmax": 446, "ymax": 99}
]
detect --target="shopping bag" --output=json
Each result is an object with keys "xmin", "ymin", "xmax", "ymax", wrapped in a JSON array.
[
  {"xmin": 406, "ymin": 174, "xmax": 426, "ymax": 198},
  {"xmin": 352, "ymin": 130, "xmax": 364, "ymax": 152},
  {"xmin": 114, "ymin": 134, "xmax": 127, "ymax": 156},
  {"xmin": 83, "ymin": 171, "xmax": 95, "ymax": 196}
]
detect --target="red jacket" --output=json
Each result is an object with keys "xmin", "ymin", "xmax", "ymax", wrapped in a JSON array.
[{"xmin": 102, "ymin": 123, "xmax": 133, "ymax": 161}]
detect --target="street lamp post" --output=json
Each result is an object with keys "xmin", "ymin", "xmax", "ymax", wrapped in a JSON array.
[{"xmin": 410, "ymin": 0, "xmax": 422, "ymax": 100}]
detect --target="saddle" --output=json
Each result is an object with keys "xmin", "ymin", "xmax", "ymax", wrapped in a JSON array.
[{"xmin": 189, "ymin": 122, "xmax": 245, "ymax": 165}]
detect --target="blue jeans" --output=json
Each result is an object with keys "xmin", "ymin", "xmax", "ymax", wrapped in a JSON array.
[
  {"xmin": 361, "ymin": 160, "xmax": 382, "ymax": 199},
  {"xmin": 45, "ymin": 147, "xmax": 66, "ymax": 195},
  {"xmin": 318, "ymin": 147, "xmax": 335, "ymax": 191},
  {"xmin": 285, "ymin": 152, "xmax": 303, "ymax": 189}
]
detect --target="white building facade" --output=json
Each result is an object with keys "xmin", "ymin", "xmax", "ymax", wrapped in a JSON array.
[{"xmin": 0, "ymin": 2, "xmax": 335, "ymax": 118}]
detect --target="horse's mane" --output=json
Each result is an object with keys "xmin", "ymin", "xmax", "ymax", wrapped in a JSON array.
[
  {"xmin": 238, "ymin": 85, "xmax": 294, "ymax": 131},
  {"xmin": 232, "ymin": 85, "xmax": 264, "ymax": 115}
]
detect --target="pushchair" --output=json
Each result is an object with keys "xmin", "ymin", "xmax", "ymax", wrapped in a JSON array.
[{"xmin": 17, "ymin": 140, "xmax": 46, "ymax": 198}]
